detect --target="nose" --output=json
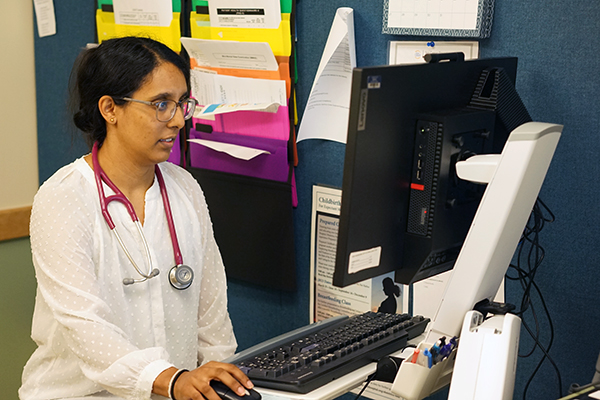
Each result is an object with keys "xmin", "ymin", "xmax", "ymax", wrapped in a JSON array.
[{"xmin": 167, "ymin": 104, "xmax": 186, "ymax": 129}]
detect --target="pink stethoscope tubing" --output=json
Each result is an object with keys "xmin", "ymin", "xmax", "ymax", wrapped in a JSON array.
[{"xmin": 92, "ymin": 142, "xmax": 191, "ymax": 288}]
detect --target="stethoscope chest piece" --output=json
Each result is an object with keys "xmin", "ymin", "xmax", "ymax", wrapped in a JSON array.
[{"xmin": 169, "ymin": 264, "xmax": 194, "ymax": 290}]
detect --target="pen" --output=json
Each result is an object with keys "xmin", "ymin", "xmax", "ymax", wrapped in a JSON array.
[
  {"xmin": 411, "ymin": 349, "xmax": 420, "ymax": 363},
  {"xmin": 423, "ymin": 348, "xmax": 433, "ymax": 369},
  {"xmin": 436, "ymin": 343, "xmax": 452, "ymax": 363}
]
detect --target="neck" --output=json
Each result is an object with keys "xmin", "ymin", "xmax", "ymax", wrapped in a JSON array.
[{"xmin": 94, "ymin": 139, "xmax": 156, "ymax": 196}]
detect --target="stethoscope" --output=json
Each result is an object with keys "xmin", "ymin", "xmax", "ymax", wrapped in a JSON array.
[{"xmin": 92, "ymin": 142, "xmax": 194, "ymax": 290}]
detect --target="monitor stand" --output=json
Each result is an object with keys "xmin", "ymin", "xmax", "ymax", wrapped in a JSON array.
[{"xmin": 390, "ymin": 122, "xmax": 562, "ymax": 400}]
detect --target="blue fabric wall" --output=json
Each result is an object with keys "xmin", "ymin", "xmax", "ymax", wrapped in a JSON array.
[{"xmin": 34, "ymin": 1, "xmax": 600, "ymax": 399}]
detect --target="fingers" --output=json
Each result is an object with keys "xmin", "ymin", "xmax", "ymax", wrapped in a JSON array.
[
  {"xmin": 207, "ymin": 361, "xmax": 254, "ymax": 390},
  {"xmin": 172, "ymin": 362, "xmax": 254, "ymax": 400}
]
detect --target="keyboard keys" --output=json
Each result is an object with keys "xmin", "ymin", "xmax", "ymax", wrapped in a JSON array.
[{"xmin": 234, "ymin": 312, "xmax": 430, "ymax": 394}]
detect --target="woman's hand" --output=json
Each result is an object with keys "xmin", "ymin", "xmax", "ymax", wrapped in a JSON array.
[{"xmin": 154, "ymin": 362, "xmax": 254, "ymax": 400}]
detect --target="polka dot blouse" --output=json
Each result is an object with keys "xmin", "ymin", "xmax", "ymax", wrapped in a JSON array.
[{"xmin": 19, "ymin": 157, "xmax": 237, "ymax": 400}]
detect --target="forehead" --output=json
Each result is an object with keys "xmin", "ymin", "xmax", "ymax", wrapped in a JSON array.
[{"xmin": 135, "ymin": 62, "xmax": 188, "ymax": 98}]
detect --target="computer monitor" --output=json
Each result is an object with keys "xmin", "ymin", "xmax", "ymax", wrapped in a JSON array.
[{"xmin": 332, "ymin": 56, "xmax": 531, "ymax": 288}]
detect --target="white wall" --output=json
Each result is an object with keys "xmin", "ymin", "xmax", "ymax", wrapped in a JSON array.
[{"xmin": 0, "ymin": 1, "xmax": 39, "ymax": 210}]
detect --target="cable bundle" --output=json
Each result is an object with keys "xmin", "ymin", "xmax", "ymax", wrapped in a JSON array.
[{"xmin": 506, "ymin": 198, "xmax": 562, "ymax": 399}]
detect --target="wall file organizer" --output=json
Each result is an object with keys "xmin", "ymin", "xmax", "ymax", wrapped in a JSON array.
[
  {"xmin": 187, "ymin": 167, "xmax": 297, "ymax": 291},
  {"xmin": 174, "ymin": 0, "xmax": 298, "ymax": 291}
]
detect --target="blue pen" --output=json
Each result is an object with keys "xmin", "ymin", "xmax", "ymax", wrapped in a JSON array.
[
  {"xmin": 423, "ymin": 348, "xmax": 433, "ymax": 369},
  {"xmin": 437, "ymin": 343, "xmax": 452, "ymax": 362}
]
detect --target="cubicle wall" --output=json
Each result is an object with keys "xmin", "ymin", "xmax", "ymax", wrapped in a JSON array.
[{"xmin": 27, "ymin": 1, "xmax": 600, "ymax": 400}]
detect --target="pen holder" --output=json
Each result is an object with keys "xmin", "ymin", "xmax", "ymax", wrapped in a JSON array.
[{"xmin": 390, "ymin": 342, "xmax": 457, "ymax": 400}]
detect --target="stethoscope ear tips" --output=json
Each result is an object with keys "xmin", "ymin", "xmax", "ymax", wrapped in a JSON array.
[
  {"xmin": 123, "ymin": 269, "xmax": 160, "ymax": 285},
  {"xmin": 169, "ymin": 264, "xmax": 194, "ymax": 290}
]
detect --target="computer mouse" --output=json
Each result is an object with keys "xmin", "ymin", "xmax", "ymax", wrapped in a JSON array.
[{"xmin": 210, "ymin": 381, "xmax": 262, "ymax": 400}]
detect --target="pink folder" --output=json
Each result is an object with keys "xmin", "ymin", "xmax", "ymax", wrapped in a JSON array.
[{"xmin": 193, "ymin": 104, "xmax": 290, "ymax": 141}]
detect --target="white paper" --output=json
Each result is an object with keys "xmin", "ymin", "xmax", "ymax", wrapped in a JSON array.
[
  {"xmin": 388, "ymin": 40, "xmax": 479, "ymax": 65},
  {"xmin": 181, "ymin": 38, "xmax": 278, "ymax": 71},
  {"xmin": 296, "ymin": 8, "xmax": 356, "ymax": 144},
  {"xmin": 208, "ymin": 0, "xmax": 281, "ymax": 29},
  {"xmin": 386, "ymin": 0, "xmax": 478, "ymax": 30},
  {"xmin": 413, "ymin": 270, "xmax": 504, "ymax": 320},
  {"xmin": 188, "ymin": 139, "xmax": 270, "ymax": 161},
  {"xmin": 33, "ymin": 0, "xmax": 56, "ymax": 37},
  {"xmin": 348, "ymin": 247, "xmax": 382, "ymax": 274},
  {"xmin": 113, "ymin": 0, "xmax": 173, "ymax": 27},
  {"xmin": 190, "ymin": 68, "xmax": 286, "ymax": 110}
]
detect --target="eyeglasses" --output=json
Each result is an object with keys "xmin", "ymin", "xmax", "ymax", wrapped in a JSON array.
[{"xmin": 119, "ymin": 97, "xmax": 198, "ymax": 122}]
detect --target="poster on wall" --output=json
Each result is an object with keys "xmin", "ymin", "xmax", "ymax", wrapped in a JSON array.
[
  {"xmin": 309, "ymin": 185, "xmax": 410, "ymax": 400},
  {"xmin": 309, "ymin": 185, "xmax": 409, "ymax": 322}
]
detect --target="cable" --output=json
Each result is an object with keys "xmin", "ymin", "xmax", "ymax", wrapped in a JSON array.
[
  {"xmin": 353, "ymin": 345, "xmax": 416, "ymax": 400},
  {"xmin": 353, "ymin": 374, "xmax": 376, "ymax": 400},
  {"xmin": 505, "ymin": 197, "xmax": 562, "ymax": 399}
]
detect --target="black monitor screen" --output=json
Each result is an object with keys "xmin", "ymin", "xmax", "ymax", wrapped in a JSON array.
[{"xmin": 332, "ymin": 57, "xmax": 525, "ymax": 287}]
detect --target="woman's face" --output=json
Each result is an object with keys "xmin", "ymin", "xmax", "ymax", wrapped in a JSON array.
[{"xmin": 111, "ymin": 62, "xmax": 188, "ymax": 167}]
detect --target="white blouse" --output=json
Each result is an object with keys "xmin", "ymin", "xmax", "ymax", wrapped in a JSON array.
[{"xmin": 20, "ymin": 157, "xmax": 237, "ymax": 400}]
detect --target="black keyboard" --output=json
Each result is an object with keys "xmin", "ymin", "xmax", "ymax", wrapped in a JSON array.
[{"xmin": 225, "ymin": 312, "xmax": 430, "ymax": 393}]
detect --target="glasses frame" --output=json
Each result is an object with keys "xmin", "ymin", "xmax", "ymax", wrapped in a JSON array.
[{"xmin": 118, "ymin": 96, "xmax": 198, "ymax": 122}]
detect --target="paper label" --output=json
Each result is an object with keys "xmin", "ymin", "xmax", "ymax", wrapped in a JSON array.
[{"xmin": 348, "ymin": 247, "xmax": 382, "ymax": 274}]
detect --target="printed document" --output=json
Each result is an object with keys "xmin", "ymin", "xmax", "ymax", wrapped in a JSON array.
[
  {"xmin": 190, "ymin": 69, "xmax": 286, "ymax": 116},
  {"xmin": 113, "ymin": 0, "xmax": 173, "ymax": 27},
  {"xmin": 309, "ymin": 186, "xmax": 408, "ymax": 322},
  {"xmin": 297, "ymin": 8, "xmax": 356, "ymax": 143},
  {"xmin": 181, "ymin": 38, "xmax": 279, "ymax": 71},
  {"xmin": 208, "ymin": 0, "xmax": 281, "ymax": 29}
]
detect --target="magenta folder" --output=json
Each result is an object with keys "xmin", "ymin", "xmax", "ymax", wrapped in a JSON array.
[
  {"xmin": 193, "ymin": 105, "xmax": 290, "ymax": 141},
  {"xmin": 188, "ymin": 129, "xmax": 290, "ymax": 183}
]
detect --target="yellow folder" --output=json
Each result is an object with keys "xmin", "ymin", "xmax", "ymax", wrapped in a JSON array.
[
  {"xmin": 190, "ymin": 12, "xmax": 292, "ymax": 57},
  {"xmin": 96, "ymin": 9, "xmax": 182, "ymax": 52}
]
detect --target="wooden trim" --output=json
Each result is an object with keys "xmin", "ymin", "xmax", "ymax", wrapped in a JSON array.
[{"xmin": 0, "ymin": 206, "xmax": 32, "ymax": 241}]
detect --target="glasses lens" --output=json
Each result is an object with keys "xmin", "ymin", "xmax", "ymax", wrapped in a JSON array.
[{"xmin": 156, "ymin": 100, "xmax": 177, "ymax": 122}]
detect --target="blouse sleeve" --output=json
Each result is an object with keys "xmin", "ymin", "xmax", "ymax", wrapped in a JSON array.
[
  {"xmin": 186, "ymin": 174, "xmax": 238, "ymax": 364},
  {"xmin": 29, "ymin": 177, "xmax": 172, "ymax": 399}
]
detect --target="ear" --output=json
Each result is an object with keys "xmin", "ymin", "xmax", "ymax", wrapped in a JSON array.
[{"xmin": 98, "ymin": 95, "xmax": 117, "ymax": 124}]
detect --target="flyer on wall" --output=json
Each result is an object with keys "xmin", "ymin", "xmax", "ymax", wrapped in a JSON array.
[{"xmin": 309, "ymin": 185, "xmax": 410, "ymax": 400}]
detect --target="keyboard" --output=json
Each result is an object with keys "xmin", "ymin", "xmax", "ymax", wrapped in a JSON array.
[{"xmin": 225, "ymin": 312, "xmax": 430, "ymax": 393}]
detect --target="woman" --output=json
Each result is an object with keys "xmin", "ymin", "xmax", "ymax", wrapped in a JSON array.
[{"xmin": 19, "ymin": 37, "xmax": 253, "ymax": 400}]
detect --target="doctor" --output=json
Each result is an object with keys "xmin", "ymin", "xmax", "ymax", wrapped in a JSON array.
[{"xmin": 20, "ymin": 37, "xmax": 253, "ymax": 400}]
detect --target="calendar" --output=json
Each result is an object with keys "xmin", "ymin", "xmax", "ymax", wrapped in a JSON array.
[{"xmin": 383, "ymin": 0, "xmax": 495, "ymax": 38}]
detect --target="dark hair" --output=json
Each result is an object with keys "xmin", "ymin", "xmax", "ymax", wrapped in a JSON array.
[{"xmin": 69, "ymin": 37, "xmax": 190, "ymax": 148}]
